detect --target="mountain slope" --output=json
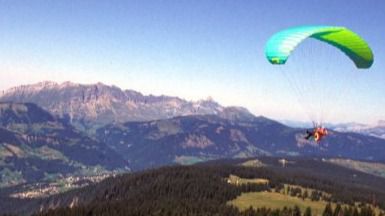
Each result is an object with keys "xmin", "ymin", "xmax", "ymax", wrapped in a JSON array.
[
  {"xmin": 0, "ymin": 81, "xmax": 254, "ymax": 129},
  {"xmin": 0, "ymin": 102, "xmax": 129, "ymax": 188},
  {"xmin": 332, "ymin": 121, "xmax": 385, "ymax": 139},
  {"xmin": 96, "ymin": 115, "xmax": 385, "ymax": 170},
  {"xmin": 1, "ymin": 157, "xmax": 384, "ymax": 215}
]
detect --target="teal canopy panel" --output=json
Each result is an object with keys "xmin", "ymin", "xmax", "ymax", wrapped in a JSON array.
[{"xmin": 265, "ymin": 26, "xmax": 374, "ymax": 68}]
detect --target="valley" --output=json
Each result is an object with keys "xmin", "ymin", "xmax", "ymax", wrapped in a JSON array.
[{"xmin": 0, "ymin": 82, "xmax": 384, "ymax": 215}]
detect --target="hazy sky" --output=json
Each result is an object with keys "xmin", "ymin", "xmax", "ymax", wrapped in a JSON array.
[{"xmin": 0, "ymin": 0, "xmax": 384, "ymax": 124}]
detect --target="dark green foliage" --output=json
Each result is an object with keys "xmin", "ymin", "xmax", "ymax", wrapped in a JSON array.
[
  {"xmin": 33, "ymin": 165, "xmax": 272, "ymax": 216},
  {"xmin": 289, "ymin": 187, "xmax": 302, "ymax": 197},
  {"xmin": 304, "ymin": 207, "xmax": 312, "ymax": 216},
  {"xmin": 333, "ymin": 204, "xmax": 342, "ymax": 216},
  {"xmin": 353, "ymin": 207, "xmax": 360, "ymax": 216},
  {"xmin": 310, "ymin": 190, "xmax": 322, "ymax": 201},
  {"xmin": 360, "ymin": 205, "xmax": 375, "ymax": 216},
  {"xmin": 1, "ymin": 157, "xmax": 385, "ymax": 215},
  {"xmin": 302, "ymin": 190, "xmax": 309, "ymax": 200},
  {"xmin": 323, "ymin": 203, "xmax": 333, "ymax": 216},
  {"xmin": 343, "ymin": 206, "xmax": 353, "ymax": 216},
  {"xmin": 293, "ymin": 205, "xmax": 301, "ymax": 216}
]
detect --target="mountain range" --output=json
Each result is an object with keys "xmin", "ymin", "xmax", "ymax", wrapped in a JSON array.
[
  {"xmin": 332, "ymin": 121, "xmax": 385, "ymax": 139},
  {"xmin": 0, "ymin": 81, "xmax": 254, "ymax": 130},
  {"xmin": 280, "ymin": 120, "xmax": 385, "ymax": 140},
  {"xmin": 1, "ymin": 81, "xmax": 385, "ymax": 190},
  {"xmin": 96, "ymin": 115, "xmax": 385, "ymax": 170}
]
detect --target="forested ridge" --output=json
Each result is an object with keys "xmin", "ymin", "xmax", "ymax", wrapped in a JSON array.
[{"xmin": 1, "ymin": 157, "xmax": 384, "ymax": 215}]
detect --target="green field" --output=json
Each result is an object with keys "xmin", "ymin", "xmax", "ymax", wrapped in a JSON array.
[
  {"xmin": 229, "ymin": 191, "xmax": 384, "ymax": 216},
  {"xmin": 328, "ymin": 158, "xmax": 385, "ymax": 179},
  {"xmin": 228, "ymin": 191, "xmax": 329, "ymax": 216},
  {"xmin": 227, "ymin": 174, "xmax": 269, "ymax": 185}
]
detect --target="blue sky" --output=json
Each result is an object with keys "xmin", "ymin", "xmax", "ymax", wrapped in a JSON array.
[{"xmin": 0, "ymin": 0, "xmax": 384, "ymax": 124}]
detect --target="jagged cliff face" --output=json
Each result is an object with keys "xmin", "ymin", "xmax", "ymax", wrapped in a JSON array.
[{"xmin": 0, "ymin": 81, "xmax": 254, "ymax": 127}]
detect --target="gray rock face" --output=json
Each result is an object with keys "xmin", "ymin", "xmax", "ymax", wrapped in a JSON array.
[{"xmin": 0, "ymin": 81, "xmax": 254, "ymax": 127}]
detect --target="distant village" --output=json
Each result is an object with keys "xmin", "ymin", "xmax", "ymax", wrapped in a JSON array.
[{"xmin": 10, "ymin": 173, "xmax": 116, "ymax": 199}]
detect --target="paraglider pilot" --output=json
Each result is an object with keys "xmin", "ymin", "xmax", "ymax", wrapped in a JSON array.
[{"xmin": 305, "ymin": 127, "xmax": 328, "ymax": 142}]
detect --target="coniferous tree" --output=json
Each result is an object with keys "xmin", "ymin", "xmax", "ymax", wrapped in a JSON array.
[
  {"xmin": 293, "ymin": 205, "xmax": 301, "ymax": 216},
  {"xmin": 271, "ymin": 209, "xmax": 280, "ymax": 216},
  {"xmin": 343, "ymin": 206, "xmax": 352, "ymax": 216},
  {"xmin": 281, "ymin": 206, "xmax": 291, "ymax": 216},
  {"xmin": 323, "ymin": 203, "xmax": 333, "ymax": 216},
  {"xmin": 360, "ymin": 205, "xmax": 375, "ymax": 216},
  {"xmin": 19, "ymin": 162, "xmax": 385, "ymax": 216},
  {"xmin": 304, "ymin": 207, "xmax": 312, "ymax": 216},
  {"xmin": 353, "ymin": 207, "xmax": 360, "ymax": 216},
  {"xmin": 333, "ymin": 203, "xmax": 342, "ymax": 216},
  {"xmin": 311, "ymin": 190, "xmax": 321, "ymax": 201},
  {"xmin": 243, "ymin": 206, "xmax": 256, "ymax": 216}
]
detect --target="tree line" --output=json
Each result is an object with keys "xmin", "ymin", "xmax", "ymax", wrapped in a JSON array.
[{"xmin": 1, "ymin": 158, "xmax": 384, "ymax": 215}]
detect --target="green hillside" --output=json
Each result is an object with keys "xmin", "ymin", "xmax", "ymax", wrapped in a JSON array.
[
  {"xmin": 229, "ymin": 191, "xmax": 327, "ymax": 215},
  {"xmin": 0, "ymin": 157, "xmax": 384, "ymax": 215}
]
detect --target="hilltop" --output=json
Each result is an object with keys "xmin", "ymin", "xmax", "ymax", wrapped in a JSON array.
[{"xmin": 1, "ymin": 157, "xmax": 384, "ymax": 215}]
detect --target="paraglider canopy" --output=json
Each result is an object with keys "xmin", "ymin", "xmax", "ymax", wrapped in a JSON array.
[
  {"xmin": 265, "ymin": 26, "xmax": 374, "ymax": 68},
  {"xmin": 264, "ymin": 26, "xmax": 374, "ymax": 143}
]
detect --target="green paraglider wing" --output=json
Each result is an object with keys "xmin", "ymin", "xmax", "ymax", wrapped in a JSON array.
[{"xmin": 265, "ymin": 26, "xmax": 374, "ymax": 68}]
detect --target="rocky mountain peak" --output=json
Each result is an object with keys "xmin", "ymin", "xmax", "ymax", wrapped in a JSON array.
[{"xmin": 0, "ymin": 81, "xmax": 255, "ymax": 127}]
